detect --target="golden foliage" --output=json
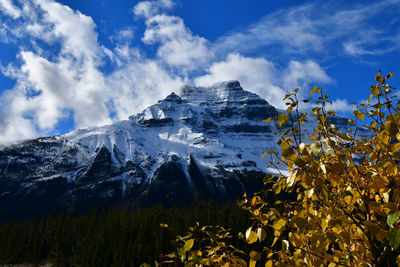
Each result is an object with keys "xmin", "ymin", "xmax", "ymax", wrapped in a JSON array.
[
  {"xmin": 161, "ymin": 222, "xmax": 247, "ymax": 266},
  {"xmin": 162, "ymin": 72, "xmax": 400, "ymax": 266}
]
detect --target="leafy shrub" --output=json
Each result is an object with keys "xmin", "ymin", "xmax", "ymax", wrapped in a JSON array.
[{"xmin": 163, "ymin": 72, "xmax": 400, "ymax": 266}]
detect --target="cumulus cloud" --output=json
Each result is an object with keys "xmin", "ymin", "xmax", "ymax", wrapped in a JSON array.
[
  {"xmin": 18, "ymin": 51, "xmax": 110, "ymax": 128},
  {"xmin": 0, "ymin": 100, "xmax": 37, "ymax": 144},
  {"xmin": 132, "ymin": 0, "xmax": 213, "ymax": 69},
  {"xmin": 195, "ymin": 54, "xmax": 333, "ymax": 109},
  {"xmin": 106, "ymin": 59, "xmax": 184, "ymax": 120},
  {"xmin": 328, "ymin": 99, "xmax": 355, "ymax": 113},
  {"xmin": 283, "ymin": 60, "xmax": 332, "ymax": 91},
  {"xmin": 195, "ymin": 53, "xmax": 286, "ymax": 107},
  {"xmin": 141, "ymin": 14, "xmax": 213, "ymax": 69},
  {"xmin": 0, "ymin": 0, "xmax": 346, "ymax": 143},
  {"xmin": 133, "ymin": 0, "xmax": 174, "ymax": 18},
  {"xmin": 0, "ymin": 0, "xmax": 190, "ymax": 143},
  {"xmin": 1, "ymin": 47, "xmax": 112, "ymax": 136},
  {"xmin": 0, "ymin": 0, "xmax": 111, "ymax": 142},
  {"xmin": 35, "ymin": 0, "xmax": 103, "ymax": 62}
]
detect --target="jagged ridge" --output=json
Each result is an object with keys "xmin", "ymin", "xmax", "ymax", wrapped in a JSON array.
[{"xmin": 0, "ymin": 81, "xmax": 365, "ymax": 220}]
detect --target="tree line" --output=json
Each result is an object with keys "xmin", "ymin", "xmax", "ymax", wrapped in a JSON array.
[{"xmin": 0, "ymin": 201, "xmax": 251, "ymax": 266}]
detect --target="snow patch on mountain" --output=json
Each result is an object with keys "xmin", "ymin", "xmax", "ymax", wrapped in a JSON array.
[{"xmin": 0, "ymin": 80, "xmax": 371, "ymax": 218}]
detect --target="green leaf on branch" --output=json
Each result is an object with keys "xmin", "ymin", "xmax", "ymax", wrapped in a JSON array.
[
  {"xmin": 387, "ymin": 211, "xmax": 400, "ymax": 228},
  {"xmin": 388, "ymin": 228, "xmax": 400, "ymax": 250}
]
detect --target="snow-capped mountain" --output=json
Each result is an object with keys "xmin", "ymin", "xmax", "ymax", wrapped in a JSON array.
[{"xmin": 0, "ymin": 81, "xmax": 364, "ymax": 220}]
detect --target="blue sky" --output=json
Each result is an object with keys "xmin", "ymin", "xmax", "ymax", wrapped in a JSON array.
[{"xmin": 0, "ymin": 0, "xmax": 399, "ymax": 143}]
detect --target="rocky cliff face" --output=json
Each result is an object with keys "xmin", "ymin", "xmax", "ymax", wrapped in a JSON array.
[{"xmin": 0, "ymin": 81, "xmax": 367, "ymax": 220}]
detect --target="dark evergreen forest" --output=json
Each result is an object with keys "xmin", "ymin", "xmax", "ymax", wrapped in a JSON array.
[{"xmin": 0, "ymin": 202, "xmax": 250, "ymax": 266}]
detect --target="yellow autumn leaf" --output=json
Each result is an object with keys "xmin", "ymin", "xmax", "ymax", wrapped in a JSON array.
[
  {"xmin": 250, "ymin": 251, "xmax": 261, "ymax": 261},
  {"xmin": 273, "ymin": 219, "xmax": 286, "ymax": 231},
  {"xmin": 257, "ymin": 228, "xmax": 267, "ymax": 242},
  {"xmin": 310, "ymin": 142, "xmax": 320, "ymax": 154},
  {"xmin": 344, "ymin": 195, "xmax": 352, "ymax": 205},
  {"xmin": 183, "ymin": 239, "xmax": 194, "ymax": 252},
  {"xmin": 263, "ymin": 117, "xmax": 272, "ymax": 123},
  {"xmin": 282, "ymin": 240, "xmax": 290, "ymax": 252},
  {"xmin": 277, "ymin": 113, "xmax": 289, "ymax": 127},
  {"xmin": 271, "ymin": 236, "xmax": 279, "ymax": 246},
  {"xmin": 286, "ymin": 170, "xmax": 297, "ymax": 187},
  {"xmin": 245, "ymin": 227, "xmax": 258, "ymax": 244},
  {"xmin": 311, "ymin": 85, "xmax": 317, "ymax": 95}
]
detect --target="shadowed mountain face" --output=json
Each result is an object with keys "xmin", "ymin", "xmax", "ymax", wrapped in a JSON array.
[{"xmin": 0, "ymin": 81, "xmax": 366, "ymax": 220}]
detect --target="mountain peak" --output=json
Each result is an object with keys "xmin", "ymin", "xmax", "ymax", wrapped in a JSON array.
[
  {"xmin": 0, "ymin": 79, "xmax": 371, "ymax": 220},
  {"xmin": 159, "ymin": 92, "xmax": 183, "ymax": 104},
  {"xmin": 179, "ymin": 80, "xmax": 270, "ymax": 108},
  {"xmin": 179, "ymin": 80, "xmax": 243, "ymax": 101},
  {"xmin": 211, "ymin": 80, "xmax": 242, "ymax": 90}
]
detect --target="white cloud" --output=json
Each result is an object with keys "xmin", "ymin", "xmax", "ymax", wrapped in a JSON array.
[
  {"xmin": 328, "ymin": 99, "xmax": 355, "ymax": 113},
  {"xmin": 110, "ymin": 28, "xmax": 135, "ymax": 44},
  {"xmin": 0, "ymin": 0, "xmax": 112, "ymax": 143},
  {"xmin": 19, "ymin": 51, "xmax": 111, "ymax": 128},
  {"xmin": 283, "ymin": 60, "xmax": 332, "ymax": 91},
  {"xmin": 35, "ymin": 0, "xmax": 102, "ymax": 62},
  {"xmin": 1, "ymin": 0, "xmax": 387, "ymax": 144},
  {"xmin": 0, "ymin": 0, "xmax": 190, "ymax": 143},
  {"xmin": 133, "ymin": 0, "xmax": 213, "ymax": 69},
  {"xmin": 0, "ymin": 0, "xmax": 21, "ymax": 19},
  {"xmin": 343, "ymin": 33, "xmax": 399, "ymax": 57},
  {"xmin": 0, "ymin": 104, "xmax": 38, "ymax": 144},
  {"xmin": 133, "ymin": 0, "xmax": 174, "ymax": 18},
  {"xmin": 4, "ymin": 48, "xmax": 112, "ymax": 132},
  {"xmin": 106, "ymin": 59, "xmax": 184, "ymax": 120},
  {"xmin": 195, "ymin": 54, "xmax": 333, "ymax": 109},
  {"xmin": 213, "ymin": 4, "xmax": 323, "ymax": 56},
  {"xmin": 195, "ymin": 53, "xmax": 287, "ymax": 108},
  {"xmin": 133, "ymin": 1, "xmax": 153, "ymax": 18},
  {"xmin": 214, "ymin": 0, "xmax": 400, "ymax": 58},
  {"xmin": 142, "ymin": 14, "xmax": 213, "ymax": 69}
]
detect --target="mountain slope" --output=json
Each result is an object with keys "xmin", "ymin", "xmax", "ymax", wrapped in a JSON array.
[{"xmin": 0, "ymin": 81, "xmax": 364, "ymax": 220}]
